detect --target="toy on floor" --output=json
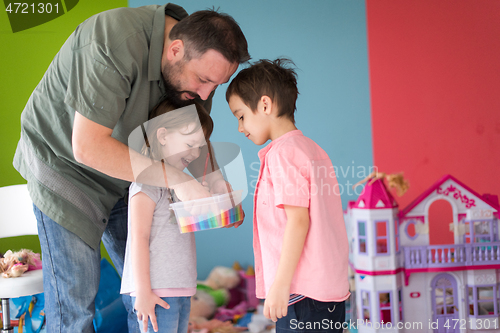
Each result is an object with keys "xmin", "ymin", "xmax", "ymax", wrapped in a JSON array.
[
  {"xmin": 189, "ymin": 264, "xmax": 262, "ymax": 333},
  {"xmin": 190, "ymin": 266, "xmax": 241, "ymax": 325},
  {"xmin": 0, "ymin": 293, "xmax": 45, "ymax": 333},
  {"xmin": 0, "ymin": 249, "xmax": 42, "ymax": 278},
  {"xmin": 246, "ymin": 304, "xmax": 274, "ymax": 333},
  {"xmin": 227, "ymin": 262, "xmax": 259, "ymax": 310}
]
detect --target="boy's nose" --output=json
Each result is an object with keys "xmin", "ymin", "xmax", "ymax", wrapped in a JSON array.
[{"xmin": 238, "ymin": 123, "xmax": 244, "ymax": 133}]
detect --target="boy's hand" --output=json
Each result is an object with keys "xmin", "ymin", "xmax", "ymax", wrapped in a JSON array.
[
  {"xmin": 263, "ymin": 284, "xmax": 289, "ymax": 322},
  {"xmin": 134, "ymin": 291, "xmax": 170, "ymax": 332}
]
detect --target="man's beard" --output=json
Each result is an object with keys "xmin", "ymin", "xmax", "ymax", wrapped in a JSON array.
[{"xmin": 161, "ymin": 60, "xmax": 200, "ymax": 108}]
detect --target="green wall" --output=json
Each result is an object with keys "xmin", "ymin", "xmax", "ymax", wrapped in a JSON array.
[{"xmin": 0, "ymin": 0, "xmax": 126, "ymax": 257}]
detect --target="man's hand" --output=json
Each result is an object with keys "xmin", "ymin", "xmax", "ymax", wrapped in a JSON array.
[
  {"xmin": 134, "ymin": 291, "xmax": 170, "ymax": 332},
  {"xmin": 264, "ymin": 283, "xmax": 289, "ymax": 322}
]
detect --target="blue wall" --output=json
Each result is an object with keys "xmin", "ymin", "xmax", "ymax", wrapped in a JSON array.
[{"xmin": 129, "ymin": 0, "xmax": 373, "ymax": 279}]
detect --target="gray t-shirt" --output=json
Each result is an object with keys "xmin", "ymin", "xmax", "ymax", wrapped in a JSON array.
[{"xmin": 121, "ymin": 182, "xmax": 197, "ymax": 294}]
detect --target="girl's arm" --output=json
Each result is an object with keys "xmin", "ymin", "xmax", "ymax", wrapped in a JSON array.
[
  {"xmin": 264, "ymin": 205, "xmax": 310, "ymax": 322},
  {"xmin": 130, "ymin": 192, "xmax": 170, "ymax": 332}
]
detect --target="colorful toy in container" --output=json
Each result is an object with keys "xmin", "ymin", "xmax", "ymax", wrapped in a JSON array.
[{"xmin": 171, "ymin": 190, "xmax": 243, "ymax": 233}]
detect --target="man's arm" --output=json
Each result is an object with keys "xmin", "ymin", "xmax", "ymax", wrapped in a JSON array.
[
  {"xmin": 72, "ymin": 111, "xmax": 210, "ymax": 201},
  {"xmin": 264, "ymin": 205, "xmax": 310, "ymax": 322}
]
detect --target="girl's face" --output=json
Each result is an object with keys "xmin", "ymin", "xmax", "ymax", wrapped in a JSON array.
[{"xmin": 158, "ymin": 122, "xmax": 206, "ymax": 170}]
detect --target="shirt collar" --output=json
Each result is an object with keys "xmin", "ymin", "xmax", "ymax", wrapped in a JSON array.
[{"xmin": 258, "ymin": 129, "xmax": 303, "ymax": 161}]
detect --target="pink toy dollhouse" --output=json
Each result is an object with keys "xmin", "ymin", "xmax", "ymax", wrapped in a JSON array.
[{"xmin": 345, "ymin": 175, "xmax": 500, "ymax": 332}]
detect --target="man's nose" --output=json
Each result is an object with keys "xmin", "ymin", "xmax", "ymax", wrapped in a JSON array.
[{"xmin": 197, "ymin": 84, "xmax": 217, "ymax": 100}]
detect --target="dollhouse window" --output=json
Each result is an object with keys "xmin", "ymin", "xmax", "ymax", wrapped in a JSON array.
[
  {"xmin": 464, "ymin": 220, "xmax": 495, "ymax": 243},
  {"xmin": 468, "ymin": 285, "xmax": 498, "ymax": 317},
  {"xmin": 405, "ymin": 219, "xmax": 418, "ymax": 240},
  {"xmin": 358, "ymin": 221, "xmax": 367, "ymax": 254},
  {"xmin": 375, "ymin": 221, "xmax": 389, "ymax": 254},
  {"xmin": 361, "ymin": 290, "xmax": 371, "ymax": 322},
  {"xmin": 378, "ymin": 291, "xmax": 392, "ymax": 323}
]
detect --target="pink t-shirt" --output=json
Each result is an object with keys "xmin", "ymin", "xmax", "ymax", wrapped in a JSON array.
[{"xmin": 253, "ymin": 130, "xmax": 350, "ymax": 302}]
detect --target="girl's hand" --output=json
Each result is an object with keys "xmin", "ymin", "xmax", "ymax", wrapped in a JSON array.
[
  {"xmin": 209, "ymin": 178, "xmax": 232, "ymax": 194},
  {"xmin": 200, "ymin": 181, "xmax": 210, "ymax": 192},
  {"xmin": 135, "ymin": 291, "xmax": 170, "ymax": 332},
  {"xmin": 263, "ymin": 284, "xmax": 289, "ymax": 322}
]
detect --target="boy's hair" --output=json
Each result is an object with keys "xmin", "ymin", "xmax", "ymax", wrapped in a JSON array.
[
  {"xmin": 169, "ymin": 9, "xmax": 250, "ymax": 64},
  {"xmin": 142, "ymin": 99, "xmax": 214, "ymax": 161},
  {"xmin": 225, "ymin": 58, "xmax": 299, "ymax": 123}
]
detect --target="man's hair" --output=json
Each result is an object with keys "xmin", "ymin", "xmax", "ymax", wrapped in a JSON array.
[
  {"xmin": 169, "ymin": 9, "xmax": 250, "ymax": 64},
  {"xmin": 226, "ymin": 58, "xmax": 299, "ymax": 123}
]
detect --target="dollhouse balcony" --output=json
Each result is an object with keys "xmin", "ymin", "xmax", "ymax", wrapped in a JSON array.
[{"xmin": 403, "ymin": 242, "xmax": 500, "ymax": 269}]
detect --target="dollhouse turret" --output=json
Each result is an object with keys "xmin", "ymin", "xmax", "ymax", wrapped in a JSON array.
[
  {"xmin": 346, "ymin": 177, "xmax": 404, "ymax": 332},
  {"xmin": 351, "ymin": 178, "xmax": 401, "ymax": 273}
]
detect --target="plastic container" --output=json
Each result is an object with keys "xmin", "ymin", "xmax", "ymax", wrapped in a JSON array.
[{"xmin": 170, "ymin": 190, "xmax": 243, "ymax": 233}]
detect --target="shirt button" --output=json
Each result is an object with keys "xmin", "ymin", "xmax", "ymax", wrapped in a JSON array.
[
  {"xmin": 102, "ymin": 219, "xmax": 107, "ymax": 223},
  {"xmin": 262, "ymin": 201, "xmax": 267, "ymax": 205}
]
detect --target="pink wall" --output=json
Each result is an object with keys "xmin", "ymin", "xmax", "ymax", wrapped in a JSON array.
[{"xmin": 366, "ymin": 0, "xmax": 500, "ymax": 210}]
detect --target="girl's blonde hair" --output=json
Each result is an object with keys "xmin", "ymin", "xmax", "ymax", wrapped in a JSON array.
[{"xmin": 141, "ymin": 99, "xmax": 214, "ymax": 161}]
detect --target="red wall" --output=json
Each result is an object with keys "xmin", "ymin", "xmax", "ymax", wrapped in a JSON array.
[{"xmin": 366, "ymin": 0, "xmax": 500, "ymax": 209}]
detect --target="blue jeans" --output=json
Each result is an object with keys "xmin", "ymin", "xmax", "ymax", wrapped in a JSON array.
[
  {"xmin": 132, "ymin": 296, "xmax": 191, "ymax": 333},
  {"xmin": 276, "ymin": 298, "xmax": 345, "ymax": 333},
  {"xmin": 34, "ymin": 200, "xmax": 139, "ymax": 333}
]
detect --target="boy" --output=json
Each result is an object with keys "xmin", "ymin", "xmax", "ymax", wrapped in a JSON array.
[{"xmin": 226, "ymin": 59, "xmax": 350, "ymax": 332}]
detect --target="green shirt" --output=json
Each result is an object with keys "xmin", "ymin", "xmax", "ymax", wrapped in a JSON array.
[{"xmin": 13, "ymin": 3, "xmax": 212, "ymax": 249}]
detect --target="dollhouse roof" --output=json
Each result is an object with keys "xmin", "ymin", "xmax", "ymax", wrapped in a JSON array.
[
  {"xmin": 399, "ymin": 174, "xmax": 499, "ymax": 218},
  {"xmin": 353, "ymin": 178, "xmax": 398, "ymax": 209}
]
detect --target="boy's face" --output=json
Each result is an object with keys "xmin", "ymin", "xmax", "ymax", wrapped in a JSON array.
[{"xmin": 228, "ymin": 95, "xmax": 271, "ymax": 145}]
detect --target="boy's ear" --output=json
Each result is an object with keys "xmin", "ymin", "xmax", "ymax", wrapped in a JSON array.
[
  {"xmin": 166, "ymin": 39, "xmax": 185, "ymax": 61},
  {"xmin": 259, "ymin": 95, "xmax": 273, "ymax": 115},
  {"xmin": 156, "ymin": 127, "xmax": 168, "ymax": 146}
]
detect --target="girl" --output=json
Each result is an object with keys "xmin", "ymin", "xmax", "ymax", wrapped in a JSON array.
[{"xmin": 120, "ymin": 100, "xmax": 214, "ymax": 333}]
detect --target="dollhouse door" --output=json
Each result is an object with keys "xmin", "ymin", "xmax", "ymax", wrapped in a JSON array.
[{"xmin": 431, "ymin": 273, "xmax": 459, "ymax": 333}]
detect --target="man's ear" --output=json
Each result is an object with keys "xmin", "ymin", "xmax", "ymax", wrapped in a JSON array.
[
  {"xmin": 260, "ymin": 95, "xmax": 273, "ymax": 115},
  {"xmin": 166, "ymin": 39, "xmax": 185, "ymax": 61},
  {"xmin": 156, "ymin": 127, "xmax": 168, "ymax": 146}
]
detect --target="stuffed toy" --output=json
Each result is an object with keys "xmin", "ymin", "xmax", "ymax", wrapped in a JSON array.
[
  {"xmin": 0, "ymin": 249, "xmax": 41, "ymax": 278},
  {"xmin": 201, "ymin": 266, "xmax": 241, "ymax": 291},
  {"xmin": 188, "ymin": 266, "xmax": 243, "ymax": 333}
]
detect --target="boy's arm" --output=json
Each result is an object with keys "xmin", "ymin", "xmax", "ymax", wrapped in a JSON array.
[
  {"xmin": 264, "ymin": 205, "xmax": 310, "ymax": 322},
  {"xmin": 130, "ymin": 192, "xmax": 170, "ymax": 332}
]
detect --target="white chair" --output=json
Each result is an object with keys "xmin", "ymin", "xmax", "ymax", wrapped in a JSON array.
[{"xmin": 0, "ymin": 184, "xmax": 43, "ymax": 333}]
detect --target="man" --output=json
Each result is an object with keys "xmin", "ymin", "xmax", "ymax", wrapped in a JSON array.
[{"xmin": 13, "ymin": 3, "xmax": 249, "ymax": 332}]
